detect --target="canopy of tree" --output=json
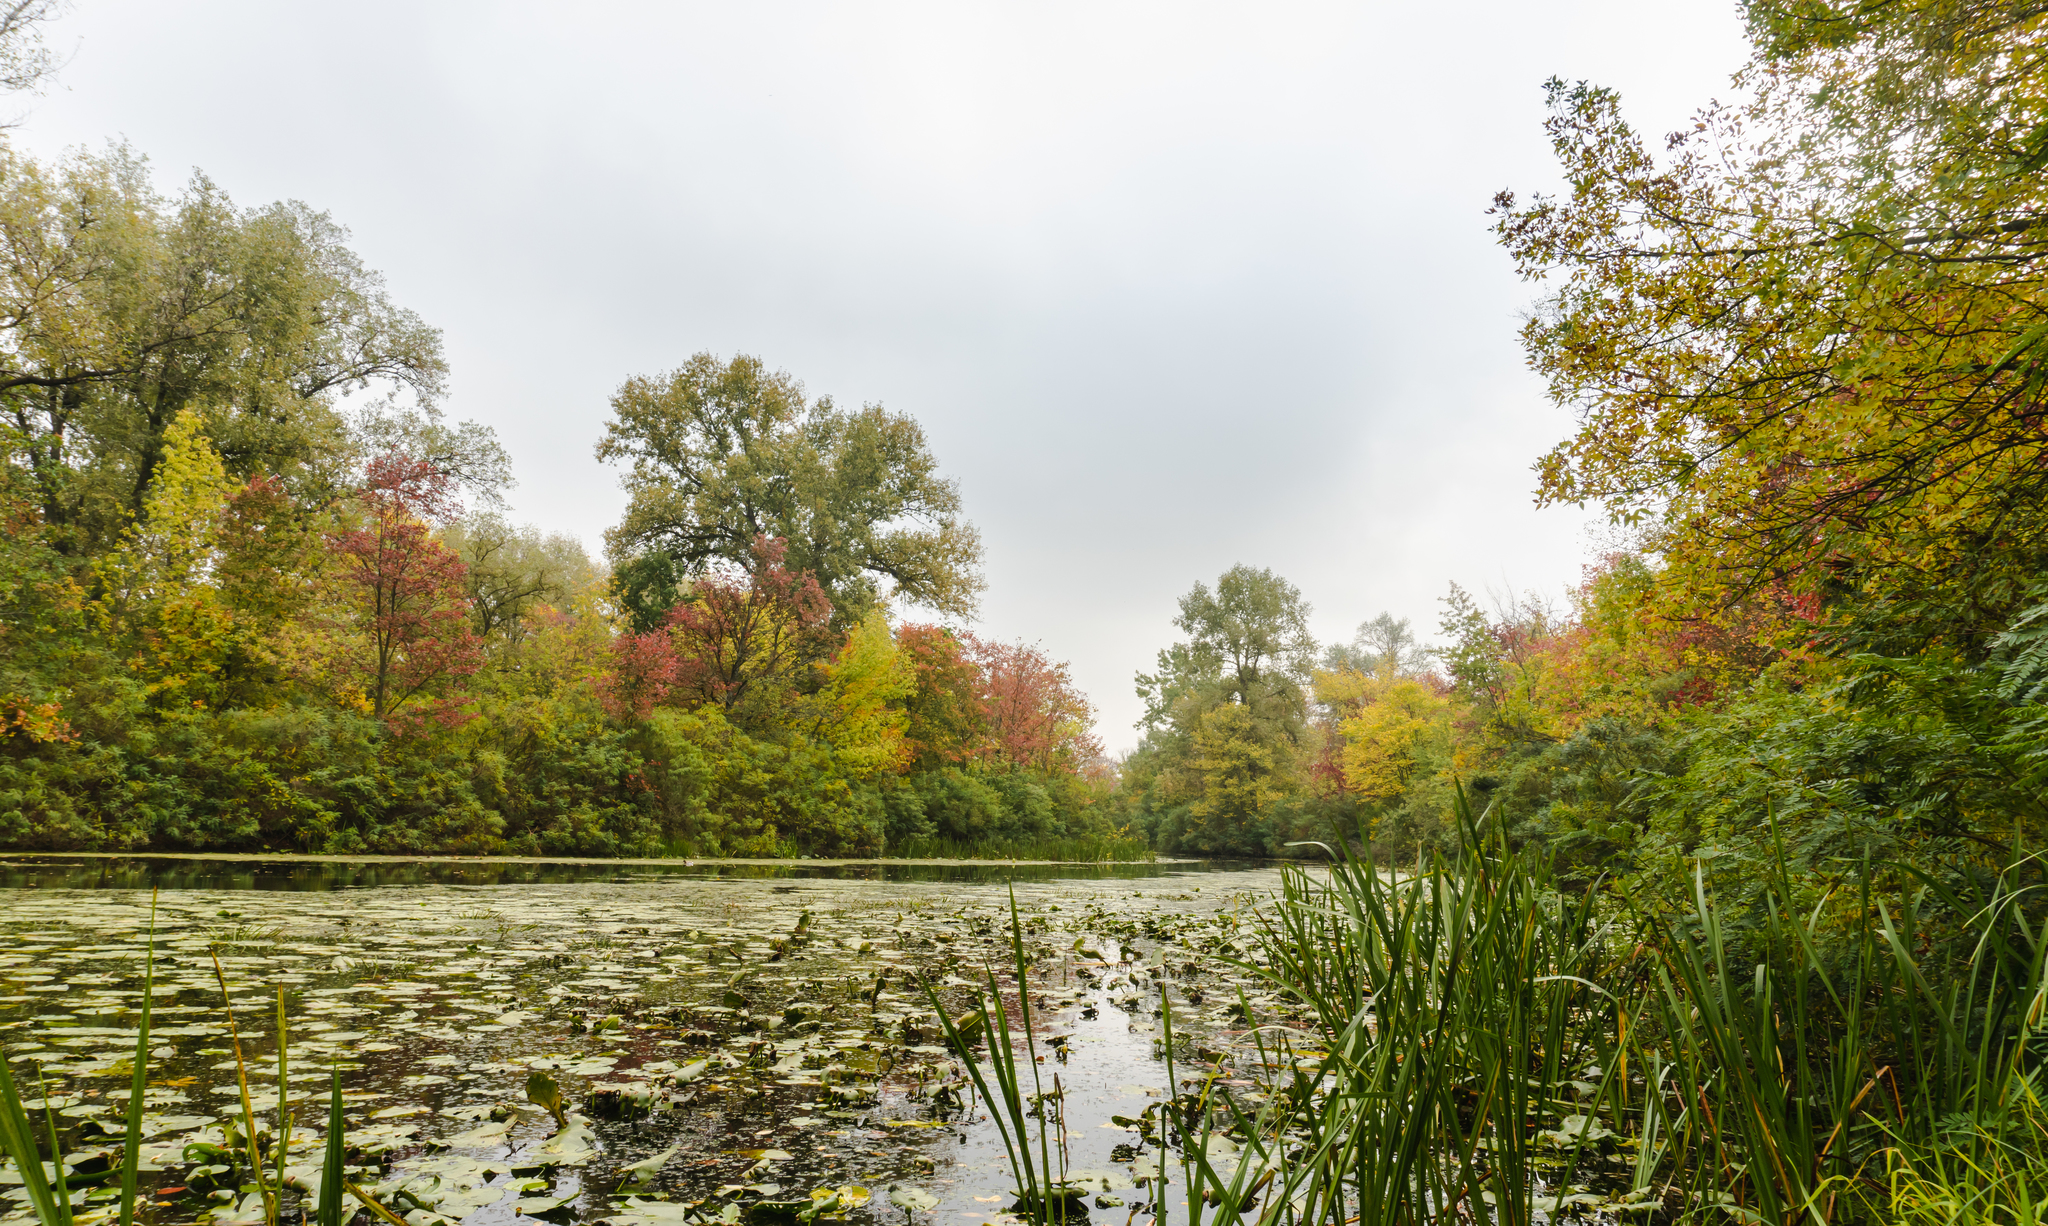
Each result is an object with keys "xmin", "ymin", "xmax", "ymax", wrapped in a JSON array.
[
  {"xmin": 1494, "ymin": 0, "xmax": 2048, "ymax": 655},
  {"xmin": 1113, "ymin": 2, "xmax": 2048, "ymax": 924},
  {"xmin": 596, "ymin": 353, "xmax": 984, "ymax": 626}
]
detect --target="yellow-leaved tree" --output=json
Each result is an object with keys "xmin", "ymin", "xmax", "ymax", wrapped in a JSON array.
[
  {"xmin": 1336, "ymin": 675, "xmax": 1455, "ymax": 807},
  {"xmin": 810, "ymin": 616, "xmax": 912, "ymax": 778},
  {"xmin": 95, "ymin": 409, "xmax": 240, "ymax": 711}
]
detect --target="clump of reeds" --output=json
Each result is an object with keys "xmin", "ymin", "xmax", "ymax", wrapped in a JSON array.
[
  {"xmin": 939, "ymin": 787, "xmax": 2048, "ymax": 1224},
  {"xmin": 922, "ymin": 888, "xmax": 1074, "ymax": 1221}
]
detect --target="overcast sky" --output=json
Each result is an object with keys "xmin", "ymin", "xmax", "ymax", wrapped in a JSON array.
[{"xmin": 15, "ymin": 1, "xmax": 1752, "ymax": 749}]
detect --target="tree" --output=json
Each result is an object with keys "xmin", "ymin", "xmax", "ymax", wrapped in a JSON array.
[
  {"xmin": 1138, "ymin": 564, "xmax": 1316, "ymax": 738},
  {"xmin": 1321, "ymin": 612, "xmax": 1432, "ymax": 676},
  {"xmin": 1494, "ymin": 3, "xmax": 2048, "ymax": 653},
  {"xmin": 1179, "ymin": 704, "xmax": 1290, "ymax": 855},
  {"xmin": 212, "ymin": 472, "xmax": 327, "ymax": 705},
  {"xmin": 329, "ymin": 455, "xmax": 482, "ymax": 726},
  {"xmin": 659, "ymin": 535, "xmax": 833, "ymax": 731},
  {"xmin": 94, "ymin": 409, "xmax": 239, "ymax": 710},
  {"xmin": 1131, "ymin": 566, "xmax": 1317, "ymax": 854},
  {"xmin": 0, "ymin": 1, "xmax": 66, "ymax": 102},
  {"xmin": 441, "ymin": 514, "xmax": 600, "ymax": 648},
  {"xmin": 600, "ymin": 625, "xmax": 681, "ymax": 724},
  {"xmin": 896, "ymin": 623, "xmax": 990, "ymax": 771},
  {"xmin": 0, "ymin": 146, "xmax": 447, "ymax": 556},
  {"xmin": 595, "ymin": 353, "xmax": 983, "ymax": 618},
  {"xmin": 807, "ymin": 616, "xmax": 912, "ymax": 777},
  {"xmin": 1336, "ymin": 676, "xmax": 1455, "ymax": 806},
  {"xmin": 970, "ymin": 637, "xmax": 1103, "ymax": 773}
]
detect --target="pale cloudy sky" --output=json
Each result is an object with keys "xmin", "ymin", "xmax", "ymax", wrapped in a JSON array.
[{"xmin": 14, "ymin": 1, "xmax": 1751, "ymax": 748}]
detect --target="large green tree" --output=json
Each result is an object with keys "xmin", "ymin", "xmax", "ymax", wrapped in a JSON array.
[
  {"xmin": 1138, "ymin": 564, "xmax": 1317, "ymax": 737},
  {"xmin": 0, "ymin": 146, "xmax": 448, "ymax": 555},
  {"xmin": 1133, "ymin": 565, "xmax": 1317, "ymax": 854},
  {"xmin": 595, "ymin": 353, "xmax": 982, "ymax": 622}
]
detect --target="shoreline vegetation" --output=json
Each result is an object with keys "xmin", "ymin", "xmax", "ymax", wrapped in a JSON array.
[{"xmin": 0, "ymin": 849, "xmax": 1172, "ymax": 867}]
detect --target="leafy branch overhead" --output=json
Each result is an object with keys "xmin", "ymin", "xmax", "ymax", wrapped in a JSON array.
[{"xmin": 1493, "ymin": 0, "xmax": 2048, "ymax": 654}]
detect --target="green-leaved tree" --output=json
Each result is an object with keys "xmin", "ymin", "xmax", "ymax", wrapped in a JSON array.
[{"xmin": 595, "ymin": 353, "xmax": 982, "ymax": 625}]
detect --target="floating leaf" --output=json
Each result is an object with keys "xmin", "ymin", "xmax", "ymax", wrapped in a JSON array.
[
  {"xmin": 619, "ymin": 1144, "xmax": 678, "ymax": 1184},
  {"xmin": 520, "ymin": 1121, "xmax": 596, "ymax": 1169},
  {"xmin": 886, "ymin": 1186, "xmax": 938, "ymax": 1213},
  {"xmin": 524, "ymin": 1071, "xmax": 565, "ymax": 1127}
]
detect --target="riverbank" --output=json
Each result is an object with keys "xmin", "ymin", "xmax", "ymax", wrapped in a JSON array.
[{"xmin": 0, "ymin": 850, "xmax": 1200, "ymax": 868}]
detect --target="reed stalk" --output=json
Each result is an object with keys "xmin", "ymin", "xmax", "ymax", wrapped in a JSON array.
[
  {"xmin": 274, "ymin": 986, "xmax": 290, "ymax": 1200},
  {"xmin": 117, "ymin": 891, "xmax": 157, "ymax": 1226},
  {"xmin": 920, "ymin": 888, "xmax": 1075, "ymax": 1222},
  {"xmin": 0, "ymin": 1050, "xmax": 68, "ymax": 1226},
  {"xmin": 211, "ymin": 949, "xmax": 277, "ymax": 1226},
  {"xmin": 317, "ymin": 1070, "xmax": 346, "ymax": 1226}
]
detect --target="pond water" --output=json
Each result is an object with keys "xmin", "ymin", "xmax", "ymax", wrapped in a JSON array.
[{"xmin": 0, "ymin": 856, "xmax": 1303, "ymax": 1226}]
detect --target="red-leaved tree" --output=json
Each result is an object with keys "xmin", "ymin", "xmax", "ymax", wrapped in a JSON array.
[
  {"xmin": 966, "ymin": 636, "xmax": 1103, "ymax": 773},
  {"xmin": 331, "ymin": 454, "xmax": 483, "ymax": 728},
  {"xmin": 666, "ymin": 536, "xmax": 831, "ymax": 725},
  {"xmin": 600, "ymin": 536, "xmax": 831, "ymax": 728},
  {"xmin": 600, "ymin": 628, "xmax": 682, "ymax": 722}
]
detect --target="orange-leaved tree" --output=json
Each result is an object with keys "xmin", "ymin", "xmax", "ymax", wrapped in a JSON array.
[
  {"xmin": 970, "ymin": 636, "xmax": 1102, "ymax": 774},
  {"xmin": 330, "ymin": 454, "xmax": 483, "ymax": 727}
]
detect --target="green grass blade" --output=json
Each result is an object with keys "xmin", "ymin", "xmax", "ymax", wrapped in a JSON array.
[
  {"xmin": 1002, "ymin": 888, "xmax": 1057, "ymax": 1217},
  {"xmin": 0, "ymin": 1050, "xmax": 64, "ymax": 1226},
  {"xmin": 918, "ymin": 974, "xmax": 1031, "ymax": 1205},
  {"xmin": 1160, "ymin": 982, "xmax": 1182, "ymax": 1226},
  {"xmin": 119, "ymin": 891, "xmax": 158, "ymax": 1226},
  {"xmin": 318, "ymin": 1069, "xmax": 345, "ymax": 1226},
  {"xmin": 40, "ymin": 1068, "xmax": 73, "ymax": 1226},
  {"xmin": 211, "ymin": 949, "xmax": 276, "ymax": 1226},
  {"xmin": 275, "ymin": 987, "xmax": 290, "ymax": 1201}
]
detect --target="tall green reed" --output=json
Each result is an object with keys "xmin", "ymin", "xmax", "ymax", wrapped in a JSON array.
[
  {"xmin": 922, "ymin": 888, "xmax": 1073, "ymax": 1221},
  {"xmin": 318, "ymin": 1070, "xmax": 347, "ymax": 1226},
  {"xmin": 211, "ymin": 949, "xmax": 277, "ymax": 1226},
  {"xmin": 117, "ymin": 895, "xmax": 156, "ymax": 1226},
  {"xmin": 1235, "ymin": 788, "xmax": 1625, "ymax": 1226}
]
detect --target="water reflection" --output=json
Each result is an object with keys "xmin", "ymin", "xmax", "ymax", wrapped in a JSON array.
[{"xmin": 0, "ymin": 855, "xmax": 1271, "ymax": 892}]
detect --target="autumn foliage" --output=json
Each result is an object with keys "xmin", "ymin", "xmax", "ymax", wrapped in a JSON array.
[
  {"xmin": 0, "ymin": 137, "xmax": 1118, "ymax": 859},
  {"xmin": 329, "ymin": 454, "xmax": 484, "ymax": 728}
]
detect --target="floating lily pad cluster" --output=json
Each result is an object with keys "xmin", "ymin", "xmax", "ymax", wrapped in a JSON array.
[{"xmin": 0, "ymin": 865, "xmax": 1309, "ymax": 1226}]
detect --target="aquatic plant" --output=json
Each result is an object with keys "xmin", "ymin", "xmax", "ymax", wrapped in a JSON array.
[
  {"xmin": 211, "ymin": 949, "xmax": 279, "ymax": 1226},
  {"xmin": 1214, "ymin": 791, "xmax": 2048, "ymax": 1223},
  {"xmin": 317, "ymin": 1071, "xmax": 346, "ymax": 1226},
  {"xmin": 922, "ymin": 888, "xmax": 1070, "ymax": 1221}
]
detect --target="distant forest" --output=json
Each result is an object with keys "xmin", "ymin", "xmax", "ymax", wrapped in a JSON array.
[{"xmin": 0, "ymin": 172, "xmax": 1114, "ymax": 857}]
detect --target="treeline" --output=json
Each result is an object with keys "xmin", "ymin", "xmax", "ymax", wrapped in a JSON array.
[
  {"xmin": 0, "ymin": 147, "xmax": 1121, "ymax": 857},
  {"xmin": 1128, "ymin": 0, "xmax": 2048, "ymax": 920}
]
